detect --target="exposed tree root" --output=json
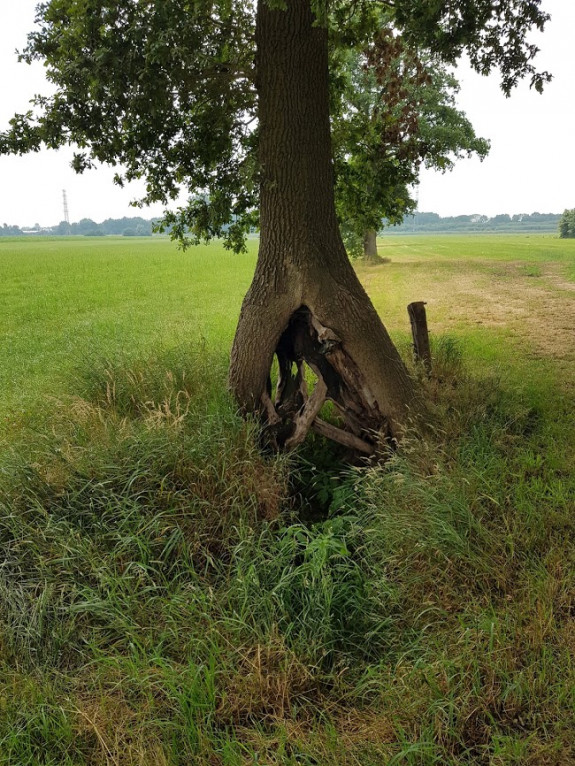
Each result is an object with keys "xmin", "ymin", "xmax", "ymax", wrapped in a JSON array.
[
  {"xmin": 261, "ymin": 306, "xmax": 391, "ymax": 457},
  {"xmin": 311, "ymin": 417, "xmax": 375, "ymax": 455}
]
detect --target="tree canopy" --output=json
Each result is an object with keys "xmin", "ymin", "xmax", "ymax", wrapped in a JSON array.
[
  {"xmin": 332, "ymin": 31, "xmax": 490, "ymax": 255},
  {"xmin": 1, "ymin": 0, "xmax": 549, "ymax": 252},
  {"xmin": 559, "ymin": 209, "xmax": 575, "ymax": 239}
]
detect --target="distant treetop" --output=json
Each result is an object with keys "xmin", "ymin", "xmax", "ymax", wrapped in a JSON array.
[{"xmin": 559, "ymin": 209, "xmax": 575, "ymax": 239}]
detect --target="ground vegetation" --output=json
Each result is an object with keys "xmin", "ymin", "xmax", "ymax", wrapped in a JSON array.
[{"xmin": 0, "ymin": 233, "xmax": 574, "ymax": 764}]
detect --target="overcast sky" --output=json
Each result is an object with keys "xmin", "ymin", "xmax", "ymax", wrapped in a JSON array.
[{"xmin": 1, "ymin": 0, "xmax": 574, "ymax": 227}]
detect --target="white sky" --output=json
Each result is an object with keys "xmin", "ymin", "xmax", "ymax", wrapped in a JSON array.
[
  {"xmin": 417, "ymin": 0, "xmax": 575, "ymax": 217},
  {"xmin": 1, "ymin": 0, "xmax": 574, "ymax": 227}
]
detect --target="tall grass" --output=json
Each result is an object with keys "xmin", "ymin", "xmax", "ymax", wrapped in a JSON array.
[
  {"xmin": 2, "ymin": 230, "xmax": 574, "ymax": 763},
  {"xmin": 1, "ymin": 336, "xmax": 574, "ymax": 764}
]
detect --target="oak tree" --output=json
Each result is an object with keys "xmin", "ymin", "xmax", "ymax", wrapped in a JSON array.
[
  {"xmin": 1, "ymin": 0, "xmax": 550, "ymax": 451},
  {"xmin": 332, "ymin": 34, "xmax": 490, "ymax": 259}
]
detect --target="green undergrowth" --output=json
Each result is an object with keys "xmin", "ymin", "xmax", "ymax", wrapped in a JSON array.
[{"xmin": 1, "ymin": 341, "xmax": 574, "ymax": 765}]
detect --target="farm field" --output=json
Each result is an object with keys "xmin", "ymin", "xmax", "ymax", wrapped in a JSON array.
[
  {"xmin": 1, "ymin": 233, "xmax": 574, "ymax": 765},
  {"xmin": 1, "ymin": 234, "xmax": 574, "ymax": 419},
  {"xmin": 0, "ymin": 236, "xmax": 253, "ymax": 422}
]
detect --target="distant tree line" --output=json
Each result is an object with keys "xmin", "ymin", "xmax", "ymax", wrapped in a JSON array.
[
  {"xmin": 0, "ymin": 223, "xmax": 24, "ymax": 236},
  {"xmin": 1, "ymin": 211, "xmax": 568, "ymax": 239},
  {"xmin": 383, "ymin": 211, "xmax": 561, "ymax": 234},
  {"xmin": 559, "ymin": 209, "xmax": 575, "ymax": 239},
  {"xmin": 0, "ymin": 216, "xmax": 157, "ymax": 237}
]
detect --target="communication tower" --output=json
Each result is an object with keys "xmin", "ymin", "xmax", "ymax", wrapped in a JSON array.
[{"xmin": 62, "ymin": 189, "xmax": 70, "ymax": 226}]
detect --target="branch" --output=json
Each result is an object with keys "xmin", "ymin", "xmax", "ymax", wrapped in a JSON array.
[
  {"xmin": 182, "ymin": 64, "xmax": 256, "ymax": 88},
  {"xmin": 312, "ymin": 418, "xmax": 375, "ymax": 455},
  {"xmin": 284, "ymin": 378, "xmax": 328, "ymax": 451}
]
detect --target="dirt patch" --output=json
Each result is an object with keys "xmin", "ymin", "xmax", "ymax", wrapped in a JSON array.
[
  {"xmin": 359, "ymin": 254, "xmax": 575, "ymax": 392},
  {"xmin": 417, "ymin": 261, "xmax": 575, "ymax": 367},
  {"xmin": 542, "ymin": 262, "xmax": 575, "ymax": 292}
]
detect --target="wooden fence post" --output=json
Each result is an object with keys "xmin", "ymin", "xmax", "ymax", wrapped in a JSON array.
[{"xmin": 407, "ymin": 301, "xmax": 431, "ymax": 374}]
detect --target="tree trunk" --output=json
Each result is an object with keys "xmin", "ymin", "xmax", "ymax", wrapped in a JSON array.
[
  {"xmin": 363, "ymin": 229, "xmax": 379, "ymax": 260},
  {"xmin": 229, "ymin": 0, "xmax": 419, "ymax": 451}
]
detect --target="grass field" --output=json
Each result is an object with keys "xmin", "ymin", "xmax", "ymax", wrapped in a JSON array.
[
  {"xmin": 0, "ymin": 236, "xmax": 254, "ymax": 420},
  {"xmin": 1, "ymin": 234, "xmax": 574, "ymax": 764},
  {"xmin": 2, "ymin": 234, "xmax": 574, "ymax": 415}
]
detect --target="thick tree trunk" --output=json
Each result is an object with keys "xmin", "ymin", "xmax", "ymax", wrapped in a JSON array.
[
  {"xmin": 229, "ymin": 0, "xmax": 419, "ymax": 451},
  {"xmin": 363, "ymin": 229, "xmax": 379, "ymax": 260}
]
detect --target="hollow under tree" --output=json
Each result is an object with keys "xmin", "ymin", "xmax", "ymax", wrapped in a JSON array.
[{"xmin": 1, "ymin": 0, "xmax": 550, "ymax": 452}]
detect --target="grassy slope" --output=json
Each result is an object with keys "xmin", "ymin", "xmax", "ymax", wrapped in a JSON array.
[{"xmin": 0, "ymin": 234, "xmax": 574, "ymax": 765}]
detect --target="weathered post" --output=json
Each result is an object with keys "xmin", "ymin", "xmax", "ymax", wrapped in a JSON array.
[{"xmin": 407, "ymin": 301, "xmax": 432, "ymax": 375}]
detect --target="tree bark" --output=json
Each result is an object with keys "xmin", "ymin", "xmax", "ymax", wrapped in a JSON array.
[
  {"xmin": 363, "ymin": 229, "xmax": 379, "ymax": 260},
  {"xmin": 229, "ymin": 0, "xmax": 419, "ymax": 450}
]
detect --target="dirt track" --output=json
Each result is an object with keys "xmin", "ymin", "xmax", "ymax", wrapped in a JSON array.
[
  {"xmin": 429, "ymin": 263, "xmax": 573, "ymax": 357},
  {"xmin": 362, "ymin": 256, "xmax": 575, "ymax": 390}
]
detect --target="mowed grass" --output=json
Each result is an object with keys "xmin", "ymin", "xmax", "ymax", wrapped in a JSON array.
[
  {"xmin": 2, "ymin": 233, "xmax": 574, "ymax": 417},
  {"xmin": 0, "ymin": 236, "xmax": 256, "ymax": 420},
  {"xmin": 1, "ymin": 233, "xmax": 574, "ymax": 765}
]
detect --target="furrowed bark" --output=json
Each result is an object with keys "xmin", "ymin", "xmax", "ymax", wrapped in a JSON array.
[{"xmin": 363, "ymin": 229, "xmax": 379, "ymax": 260}]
